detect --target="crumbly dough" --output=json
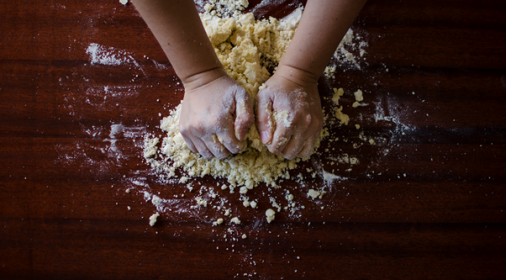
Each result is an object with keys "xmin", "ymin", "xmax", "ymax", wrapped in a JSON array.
[
  {"xmin": 145, "ymin": 8, "xmax": 310, "ymax": 190},
  {"xmin": 231, "ymin": 217, "xmax": 241, "ymax": 224},
  {"xmin": 307, "ymin": 189, "xmax": 325, "ymax": 199},
  {"xmin": 354, "ymin": 89, "xmax": 364, "ymax": 102},
  {"xmin": 149, "ymin": 212, "xmax": 160, "ymax": 226},
  {"xmin": 265, "ymin": 208, "xmax": 276, "ymax": 223}
]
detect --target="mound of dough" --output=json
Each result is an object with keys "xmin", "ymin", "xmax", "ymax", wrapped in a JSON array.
[{"xmin": 145, "ymin": 8, "xmax": 327, "ymax": 190}]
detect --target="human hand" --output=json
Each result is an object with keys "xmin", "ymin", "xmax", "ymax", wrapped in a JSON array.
[
  {"xmin": 256, "ymin": 65, "xmax": 323, "ymax": 159},
  {"xmin": 179, "ymin": 68, "xmax": 254, "ymax": 159}
]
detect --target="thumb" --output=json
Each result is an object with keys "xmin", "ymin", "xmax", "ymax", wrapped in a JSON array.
[
  {"xmin": 234, "ymin": 88, "xmax": 254, "ymax": 141},
  {"xmin": 256, "ymin": 90, "xmax": 274, "ymax": 144}
]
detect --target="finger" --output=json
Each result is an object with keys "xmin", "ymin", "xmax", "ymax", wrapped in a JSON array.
[
  {"xmin": 216, "ymin": 130, "xmax": 244, "ymax": 154},
  {"xmin": 182, "ymin": 134, "xmax": 198, "ymax": 154},
  {"xmin": 179, "ymin": 125, "xmax": 198, "ymax": 154},
  {"xmin": 204, "ymin": 134, "xmax": 231, "ymax": 159},
  {"xmin": 297, "ymin": 141, "xmax": 314, "ymax": 159},
  {"xmin": 281, "ymin": 134, "xmax": 307, "ymax": 160},
  {"xmin": 256, "ymin": 90, "xmax": 274, "ymax": 144},
  {"xmin": 297, "ymin": 131, "xmax": 320, "ymax": 159},
  {"xmin": 193, "ymin": 138, "xmax": 214, "ymax": 160},
  {"xmin": 234, "ymin": 88, "xmax": 254, "ymax": 141},
  {"xmin": 268, "ymin": 126, "xmax": 294, "ymax": 155}
]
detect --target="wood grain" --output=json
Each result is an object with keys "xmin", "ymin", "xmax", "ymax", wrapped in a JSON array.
[{"xmin": 1, "ymin": 0, "xmax": 506, "ymax": 279}]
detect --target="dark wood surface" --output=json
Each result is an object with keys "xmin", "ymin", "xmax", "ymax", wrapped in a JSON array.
[{"xmin": 1, "ymin": 0, "xmax": 506, "ymax": 279}]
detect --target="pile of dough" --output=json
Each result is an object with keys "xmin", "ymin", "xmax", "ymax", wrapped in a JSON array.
[{"xmin": 144, "ymin": 8, "xmax": 327, "ymax": 190}]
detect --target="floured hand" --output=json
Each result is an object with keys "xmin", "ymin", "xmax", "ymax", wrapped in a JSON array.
[
  {"xmin": 256, "ymin": 65, "xmax": 323, "ymax": 159},
  {"xmin": 180, "ymin": 68, "xmax": 254, "ymax": 159}
]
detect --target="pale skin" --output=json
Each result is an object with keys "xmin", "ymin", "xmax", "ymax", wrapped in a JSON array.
[{"xmin": 132, "ymin": 0, "xmax": 367, "ymax": 159}]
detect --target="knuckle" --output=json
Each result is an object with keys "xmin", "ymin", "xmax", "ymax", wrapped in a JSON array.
[
  {"xmin": 268, "ymin": 145, "xmax": 279, "ymax": 155},
  {"xmin": 217, "ymin": 151, "xmax": 230, "ymax": 160},
  {"xmin": 299, "ymin": 150, "xmax": 311, "ymax": 159},
  {"xmin": 227, "ymin": 144, "xmax": 240, "ymax": 154},
  {"xmin": 304, "ymin": 114, "xmax": 312, "ymax": 126},
  {"xmin": 201, "ymin": 152, "xmax": 213, "ymax": 160},
  {"xmin": 178, "ymin": 122, "xmax": 188, "ymax": 134}
]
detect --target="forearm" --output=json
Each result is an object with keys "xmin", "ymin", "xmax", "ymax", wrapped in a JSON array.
[
  {"xmin": 278, "ymin": 0, "xmax": 367, "ymax": 83},
  {"xmin": 132, "ymin": 0, "xmax": 223, "ymax": 85}
]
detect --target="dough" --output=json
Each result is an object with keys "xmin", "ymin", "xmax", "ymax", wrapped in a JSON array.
[{"xmin": 145, "ymin": 8, "xmax": 312, "ymax": 189}]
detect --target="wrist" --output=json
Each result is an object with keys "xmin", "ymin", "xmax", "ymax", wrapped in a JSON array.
[
  {"xmin": 182, "ymin": 66, "xmax": 228, "ymax": 92},
  {"xmin": 274, "ymin": 64, "xmax": 319, "ymax": 88}
]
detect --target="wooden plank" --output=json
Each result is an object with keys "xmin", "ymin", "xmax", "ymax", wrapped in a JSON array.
[{"xmin": 0, "ymin": 0, "xmax": 505, "ymax": 279}]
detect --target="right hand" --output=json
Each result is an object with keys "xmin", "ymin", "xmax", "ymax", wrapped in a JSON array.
[
  {"xmin": 256, "ymin": 65, "xmax": 323, "ymax": 160},
  {"xmin": 179, "ymin": 68, "xmax": 254, "ymax": 159}
]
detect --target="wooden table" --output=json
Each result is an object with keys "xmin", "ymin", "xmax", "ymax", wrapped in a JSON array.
[{"xmin": 1, "ymin": 0, "xmax": 505, "ymax": 279}]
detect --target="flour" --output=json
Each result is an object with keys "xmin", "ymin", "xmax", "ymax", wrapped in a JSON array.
[
  {"xmin": 324, "ymin": 29, "xmax": 369, "ymax": 76},
  {"xmin": 86, "ymin": 43, "xmax": 133, "ymax": 66},
  {"xmin": 274, "ymin": 111, "xmax": 291, "ymax": 128}
]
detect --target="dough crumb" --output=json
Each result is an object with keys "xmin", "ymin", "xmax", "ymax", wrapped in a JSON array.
[
  {"xmin": 307, "ymin": 189, "xmax": 326, "ymax": 199},
  {"xmin": 354, "ymin": 89, "xmax": 364, "ymax": 102},
  {"xmin": 274, "ymin": 111, "xmax": 291, "ymax": 128},
  {"xmin": 231, "ymin": 217, "xmax": 241, "ymax": 225},
  {"xmin": 213, "ymin": 218, "xmax": 224, "ymax": 226},
  {"xmin": 149, "ymin": 212, "xmax": 160, "ymax": 227},
  {"xmin": 332, "ymin": 88, "xmax": 344, "ymax": 105},
  {"xmin": 334, "ymin": 106, "xmax": 350, "ymax": 126},
  {"xmin": 195, "ymin": 196, "xmax": 207, "ymax": 207},
  {"xmin": 265, "ymin": 209, "xmax": 276, "ymax": 223}
]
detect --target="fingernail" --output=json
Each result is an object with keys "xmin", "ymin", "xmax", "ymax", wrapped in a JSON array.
[{"xmin": 261, "ymin": 131, "xmax": 269, "ymax": 144}]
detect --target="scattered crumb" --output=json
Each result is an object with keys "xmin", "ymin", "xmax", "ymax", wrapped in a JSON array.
[
  {"xmin": 213, "ymin": 218, "xmax": 224, "ymax": 226},
  {"xmin": 354, "ymin": 89, "xmax": 364, "ymax": 102},
  {"xmin": 265, "ymin": 209, "xmax": 276, "ymax": 223},
  {"xmin": 231, "ymin": 217, "xmax": 241, "ymax": 225},
  {"xmin": 195, "ymin": 196, "xmax": 208, "ymax": 207},
  {"xmin": 149, "ymin": 212, "xmax": 160, "ymax": 227},
  {"xmin": 307, "ymin": 189, "xmax": 326, "ymax": 199}
]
